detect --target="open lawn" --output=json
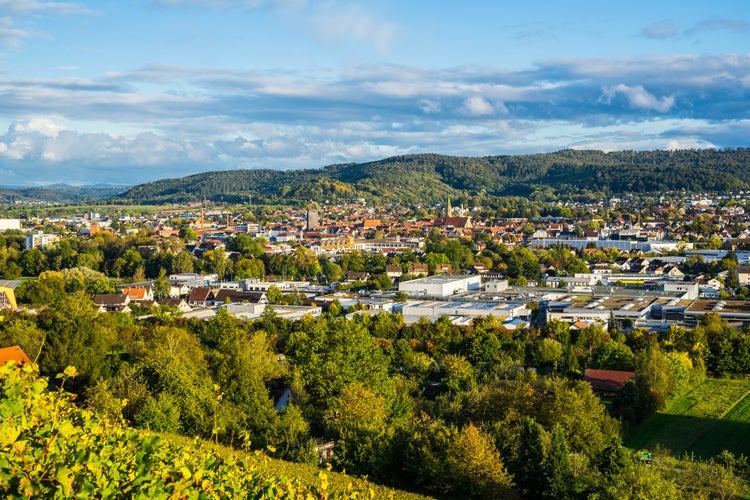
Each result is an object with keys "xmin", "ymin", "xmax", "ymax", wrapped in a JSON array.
[{"xmin": 625, "ymin": 378, "xmax": 750, "ymax": 459}]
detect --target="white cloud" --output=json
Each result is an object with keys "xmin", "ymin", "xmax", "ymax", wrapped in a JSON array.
[
  {"xmin": 462, "ymin": 96, "xmax": 507, "ymax": 116},
  {"xmin": 601, "ymin": 84, "xmax": 675, "ymax": 112},
  {"xmin": 0, "ymin": 0, "xmax": 95, "ymax": 15},
  {"xmin": 641, "ymin": 21, "xmax": 679, "ymax": 39},
  {"xmin": 418, "ymin": 99, "xmax": 440, "ymax": 114},
  {"xmin": 152, "ymin": 0, "xmax": 232, "ymax": 8},
  {"xmin": 10, "ymin": 117, "xmax": 65, "ymax": 136},
  {"xmin": 0, "ymin": 16, "xmax": 30, "ymax": 46},
  {"xmin": 312, "ymin": 2, "xmax": 397, "ymax": 52}
]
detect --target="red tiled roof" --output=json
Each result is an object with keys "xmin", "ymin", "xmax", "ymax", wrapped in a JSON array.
[
  {"xmin": 0, "ymin": 345, "xmax": 32, "ymax": 366},
  {"xmin": 583, "ymin": 369, "xmax": 635, "ymax": 393}
]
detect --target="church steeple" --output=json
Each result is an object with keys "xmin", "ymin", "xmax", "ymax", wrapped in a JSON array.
[{"xmin": 447, "ymin": 197, "xmax": 452, "ymax": 217}]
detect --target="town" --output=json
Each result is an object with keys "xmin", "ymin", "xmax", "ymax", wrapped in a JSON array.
[{"xmin": 4, "ymin": 190, "xmax": 750, "ymax": 332}]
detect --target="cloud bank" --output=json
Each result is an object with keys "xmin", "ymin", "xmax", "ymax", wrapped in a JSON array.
[{"xmin": 0, "ymin": 52, "xmax": 748, "ymax": 184}]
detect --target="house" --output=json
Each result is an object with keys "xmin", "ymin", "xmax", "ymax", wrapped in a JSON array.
[
  {"xmin": 434, "ymin": 216, "xmax": 472, "ymax": 229},
  {"xmin": 188, "ymin": 287, "xmax": 213, "ymax": 307},
  {"xmin": 0, "ymin": 287, "xmax": 17, "ymax": 310},
  {"xmin": 407, "ymin": 263, "xmax": 429, "ymax": 277},
  {"xmin": 583, "ymin": 369, "xmax": 635, "ymax": 395},
  {"xmin": 210, "ymin": 289, "xmax": 268, "ymax": 306},
  {"xmin": 0, "ymin": 345, "xmax": 32, "ymax": 366},
  {"xmin": 738, "ymin": 265, "xmax": 750, "ymax": 286},
  {"xmin": 344, "ymin": 271, "xmax": 370, "ymax": 283},
  {"xmin": 385, "ymin": 264, "xmax": 403, "ymax": 279},
  {"xmin": 471, "ymin": 262, "xmax": 488, "ymax": 274},
  {"xmin": 157, "ymin": 298, "xmax": 192, "ymax": 313},
  {"xmin": 434, "ymin": 263, "xmax": 453, "ymax": 274},
  {"xmin": 93, "ymin": 294, "xmax": 132, "ymax": 313},
  {"xmin": 121, "ymin": 286, "xmax": 154, "ymax": 303}
]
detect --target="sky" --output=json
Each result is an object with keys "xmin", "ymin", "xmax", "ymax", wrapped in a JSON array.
[{"xmin": 0, "ymin": 0, "xmax": 748, "ymax": 186}]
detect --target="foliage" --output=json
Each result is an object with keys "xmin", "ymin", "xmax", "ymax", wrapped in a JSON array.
[{"xmin": 0, "ymin": 362, "xmax": 409, "ymax": 499}]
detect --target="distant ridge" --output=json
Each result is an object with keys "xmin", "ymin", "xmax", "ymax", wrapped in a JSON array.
[
  {"xmin": 0, "ymin": 185, "xmax": 129, "ymax": 204},
  {"xmin": 43, "ymin": 148, "xmax": 750, "ymax": 205}
]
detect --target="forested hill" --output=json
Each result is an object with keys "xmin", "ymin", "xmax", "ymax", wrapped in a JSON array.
[
  {"xmin": 0, "ymin": 184, "xmax": 127, "ymax": 205},
  {"xmin": 114, "ymin": 148, "xmax": 750, "ymax": 205}
]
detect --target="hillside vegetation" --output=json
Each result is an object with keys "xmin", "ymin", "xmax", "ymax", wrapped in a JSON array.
[
  {"xmin": 0, "ymin": 362, "xmax": 428, "ymax": 499},
  {"xmin": 114, "ymin": 148, "xmax": 750, "ymax": 205}
]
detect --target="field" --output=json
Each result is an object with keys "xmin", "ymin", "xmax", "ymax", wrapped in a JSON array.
[{"xmin": 625, "ymin": 378, "xmax": 750, "ymax": 459}]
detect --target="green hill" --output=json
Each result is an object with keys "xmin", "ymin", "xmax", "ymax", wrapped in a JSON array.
[
  {"xmin": 0, "ymin": 363, "xmax": 432, "ymax": 499},
  {"xmin": 113, "ymin": 148, "xmax": 750, "ymax": 205}
]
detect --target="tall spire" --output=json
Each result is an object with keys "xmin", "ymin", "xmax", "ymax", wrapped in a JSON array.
[{"xmin": 447, "ymin": 196, "xmax": 452, "ymax": 217}]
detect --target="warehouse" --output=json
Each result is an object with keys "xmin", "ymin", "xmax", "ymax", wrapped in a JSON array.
[{"xmin": 398, "ymin": 275, "xmax": 481, "ymax": 297}]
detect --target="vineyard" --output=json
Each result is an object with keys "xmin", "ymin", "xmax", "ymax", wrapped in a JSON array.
[{"xmin": 0, "ymin": 362, "xmax": 427, "ymax": 499}]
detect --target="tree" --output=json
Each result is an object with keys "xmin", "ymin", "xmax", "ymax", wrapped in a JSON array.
[
  {"xmin": 267, "ymin": 285, "xmax": 282, "ymax": 304},
  {"xmin": 543, "ymin": 423, "xmax": 575, "ymax": 499},
  {"xmin": 171, "ymin": 250, "xmax": 195, "ymax": 274},
  {"xmin": 596, "ymin": 436, "xmax": 631, "ymax": 479},
  {"xmin": 179, "ymin": 227, "xmax": 198, "ymax": 242},
  {"xmin": 536, "ymin": 337, "xmax": 563, "ymax": 371},
  {"xmin": 287, "ymin": 317, "xmax": 392, "ymax": 419},
  {"xmin": 446, "ymin": 423, "xmax": 516, "ymax": 499},
  {"xmin": 328, "ymin": 382, "xmax": 392, "ymax": 479},
  {"xmin": 635, "ymin": 344, "xmax": 674, "ymax": 415},
  {"xmin": 154, "ymin": 269, "xmax": 171, "ymax": 299},
  {"xmin": 200, "ymin": 248, "xmax": 229, "ymax": 280},
  {"xmin": 513, "ymin": 416, "xmax": 549, "ymax": 498}
]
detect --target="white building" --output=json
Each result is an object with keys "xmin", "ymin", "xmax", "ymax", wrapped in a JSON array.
[
  {"xmin": 25, "ymin": 232, "xmax": 60, "ymax": 250},
  {"xmin": 398, "ymin": 275, "xmax": 481, "ymax": 297},
  {"xmin": 0, "ymin": 219, "xmax": 21, "ymax": 231},
  {"xmin": 484, "ymin": 279, "xmax": 509, "ymax": 293},
  {"xmin": 397, "ymin": 299, "xmax": 531, "ymax": 324}
]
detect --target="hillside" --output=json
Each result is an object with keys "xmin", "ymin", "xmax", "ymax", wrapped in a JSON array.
[
  {"xmin": 0, "ymin": 184, "xmax": 128, "ymax": 205},
  {"xmin": 0, "ymin": 363, "xmax": 432, "ymax": 499},
  {"xmin": 114, "ymin": 148, "xmax": 750, "ymax": 205}
]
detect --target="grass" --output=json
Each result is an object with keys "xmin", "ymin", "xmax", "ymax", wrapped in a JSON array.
[{"xmin": 625, "ymin": 378, "xmax": 750, "ymax": 459}]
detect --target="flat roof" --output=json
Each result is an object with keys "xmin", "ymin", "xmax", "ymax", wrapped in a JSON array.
[
  {"xmin": 686, "ymin": 300, "xmax": 750, "ymax": 315},
  {"xmin": 402, "ymin": 275, "xmax": 479, "ymax": 285}
]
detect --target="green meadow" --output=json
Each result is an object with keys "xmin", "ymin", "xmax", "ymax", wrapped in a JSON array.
[{"xmin": 625, "ymin": 378, "xmax": 750, "ymax": 459}]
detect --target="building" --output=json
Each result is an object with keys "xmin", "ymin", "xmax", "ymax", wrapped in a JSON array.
[
  {"xmin": 484, "ymin": 279, "xmax": 509, "ymax": 293},
  {"xmin": 398, "ymin": 275, "xmax": 481, "ymax": 297},
  {"xmin": 0, "ymin": 219, "xmax": 21, "ymax": 231},
  {"xmin": 93, "ymin": 294, "xmax": 132, "ymax": 313},
  {"xmin": 25, "ymin": 232, "xmax": 60, "ymax": 250},
  {"xmin": 0, "ymin": 287, "xmax": 17, "ymax": 310},
  {"xmin": 584, "ymin": 369, "xmax": 635, "ymax": 395},
  {"xmin": 663, "ymin": 281, "xmax": 700, "ymax": 300},
  {"xmin": 738, "ymin": 265, "xmax": 750, "ymax": 286},
  {"xmin": 0, "ymin": 345, "xmax": 32, "ymax": 366},
  {"xmin": 398, "ymin": 299, "xmax": 530, "ymax": 324},
  {"xmin": 307, "ymin": 209, "xmax": 319, "ymax": 230}
]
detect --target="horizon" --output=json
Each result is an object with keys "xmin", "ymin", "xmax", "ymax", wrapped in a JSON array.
[{"xmin": 0, "ymin": 1, "xmax": 748, "ymax": 185}]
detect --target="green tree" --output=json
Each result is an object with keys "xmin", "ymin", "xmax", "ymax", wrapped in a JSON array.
[
  {"xmin": 635, "ymin": 343, "xmax": 674, "ymax": 415},
  {"xmin": 154, "ymin": 269, "xmax": 172, "ymax": 299},
  {"xmin": 179, "ymin": 227, "xmax": 198, "ymax": 242},
  {"xmin": 536, "ymin": 337, "xmax": 563, "ymax": 371},
  {"xmin": 447, "ymin": 423, "xmax": 516, "ymax": 499},
  {"xmin": 543, "ymin": 423, "xmax": 575, "ymax": 499},
  {"xmin": 171, "ymin": 250, "xmax": 195, "ymax": 274},
  {"xmin": 513, "ymin": 416, "xmax": 549, "ymax": 498}
]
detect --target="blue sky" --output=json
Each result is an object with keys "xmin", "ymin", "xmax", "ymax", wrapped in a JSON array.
[{"xmin": 0, "ymin": 0, "xmax": 748, "ymax": 186}]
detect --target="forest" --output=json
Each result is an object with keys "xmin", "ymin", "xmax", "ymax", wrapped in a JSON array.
[
  {"xmin": 2, "ymin": 282, "xmax": 750, "ymax": 498},
  {"xmin": 112, "ymin": 148, "xmax": 750, "ymax": 205}
]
